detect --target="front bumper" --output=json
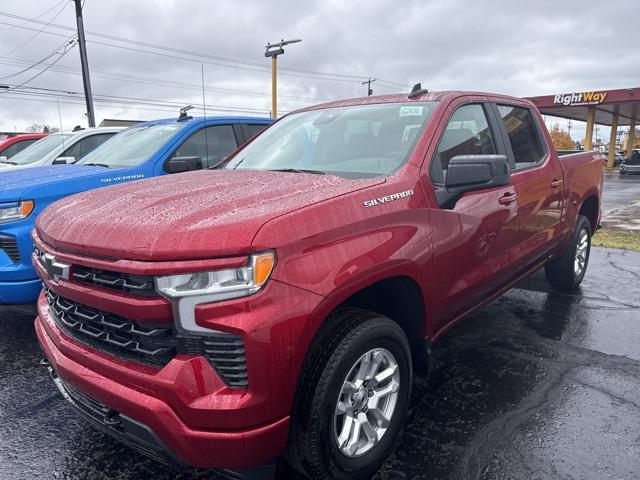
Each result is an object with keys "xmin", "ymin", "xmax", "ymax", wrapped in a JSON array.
[
  {"xmin": 620, "ymin": 164, "xmax": 640, "ymax": 174},
  {"xmin": 0, "ymin": 218, "xmax": 40, "ymax": 304},
  {"xmin": 0, "ymin": 277, "xmax": 41, "ymax": 303},
  {"xmin": 36, "ymin": 313, "xmax": 290, "ymax": 470}
]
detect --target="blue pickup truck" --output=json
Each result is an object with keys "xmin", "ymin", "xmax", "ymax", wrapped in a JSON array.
[{"xmin": 0, "ymin": 115, "xmax": 272, "ymax": 303}]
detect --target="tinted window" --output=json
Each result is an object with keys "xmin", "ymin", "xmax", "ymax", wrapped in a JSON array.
[
  {"xmin": 497, "ymin": 105, "xmax": 545, "ymax": 170},
  {"xmin": 430, "ymin": 104, "xmax": 497, "ymax": 184},
  {"xmin": 59, "ymin": 133, "xmax": 115, "ymax": 162},
  {"xmin": 245, "ymin": 123, "xmax": 268, "ymax": 140},
  {"xmin": 0, "ymin": 139, "xmax": 37, "ymax": 158},
  {"xmin": 224, "ymin": 102, "xmax": 437, "ymax": 179},
  {"xmin": 173, "ymin": 125, "xmax": 238, "ymax": 168}
]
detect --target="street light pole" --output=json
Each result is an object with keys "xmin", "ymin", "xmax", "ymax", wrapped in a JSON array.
[
  {"xmin": 265, "ymin": 39, "xmax": 301, "ymax": 119},
  {"xmin": 73, "ymin": 0, "xmax": 95, "ymax": 127}
]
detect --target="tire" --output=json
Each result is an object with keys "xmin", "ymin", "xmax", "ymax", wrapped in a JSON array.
[
  {"xmin": 287, "ymin": 308, "xmax": 412, "ymax": 480},
  {"xmin": 545, "ymin": 214, "xmax": 591, "ymax": 289}
]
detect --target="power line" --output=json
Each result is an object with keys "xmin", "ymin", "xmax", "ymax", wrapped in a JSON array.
[
  {"xmin": 0, "ymin": 11, "xmax": 411, "ymax": 88},
  {"xmin": 2, "ymin": 92, "xmax": 279, "ymax": 116},
  {"xmin": 4, "ymin": 85, "xmax": 277, "ymax": 115},
  {"xmin": 0, "ymin": 0, "xmax": 66, "ymax": 32},
  {"xmin": 1, "ymin": 40, "xmax": 78, "ymax": 93},
  {"xmin": 0, "ymin": 37, "xmax": 76, "ymax": 81},
  {"xmin": 0, "ymin": 1, "xmax": 69, "ymax": 57},
  {"xmin": 0, "ymin": 56, "xmax": 335, "ymax": 103}
]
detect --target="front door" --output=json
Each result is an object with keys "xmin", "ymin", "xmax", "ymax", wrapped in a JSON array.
[{"xmin": 428, "ymin": 102, "xmax": 520, "ymax": 331}]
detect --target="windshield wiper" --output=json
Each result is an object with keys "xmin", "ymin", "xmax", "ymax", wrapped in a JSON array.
[
  {"xmin": 231, "ymin": 157, "xmax": 245, "ymax": 169},
  {"xmin": 82, "ymin": 163, "xmax": 111, "ymax": 168},
  {"xmin": 1, "ymin": 161, "xmax": 17, "ymax": 165},
  {"xmin": 270, "ymin": 168, "xmax": 326, "ymax": 175}
]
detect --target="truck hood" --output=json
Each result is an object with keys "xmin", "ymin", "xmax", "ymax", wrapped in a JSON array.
[
  {"xmin": 37, "ymin": 169, "xmax": 383, "ymax": 261},
  {"xmin": 0, "ymin": 165, "xmax": 109, "ymax": 201}
]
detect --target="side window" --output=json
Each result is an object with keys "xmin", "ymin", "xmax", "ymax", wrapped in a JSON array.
[
  {"xmin": 173, "ymin": 125, "xmax": 238, "ymax": 168},
  {"xmin": 430, "ymin": 104, "xmax": 497, "ymax": 184},
  {"xmin": 59, "ymin": 133, "xmax": 114, "ymax": 161},
  {"xmin": 244, "ymin": 123, "xmax": 268, "ymax": 140},
  {"xmin": 0, "ymin": 142, "xmax": 23, "ymax": 158},
  {"xmin": 497, "ymin": 105, "xmax": 545, "ymax": 170}
]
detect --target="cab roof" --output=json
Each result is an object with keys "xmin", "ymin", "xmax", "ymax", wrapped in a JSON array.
[
  {"xmin": 290, "ymin": 90, "xmax": 534, "ymax": 114},
  {"xmin": 132, "ymin": 115, "xmax": 272, "ymax": 128}
]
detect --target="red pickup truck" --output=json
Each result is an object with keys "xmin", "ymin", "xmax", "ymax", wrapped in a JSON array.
[{"xmin": 34, "ymin": 89, "xmax": 603, "ymax": 480}]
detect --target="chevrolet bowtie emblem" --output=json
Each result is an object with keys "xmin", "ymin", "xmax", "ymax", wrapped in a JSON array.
[{"xmin": 42, "ymin": 253, "xmax": 70, "ymax": 282}]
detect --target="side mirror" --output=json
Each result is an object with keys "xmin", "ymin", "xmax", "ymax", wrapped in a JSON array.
[
  {"xmin": 0, "ymin": 156, "xmax": 8, "ymax": 163},
  {"xmin": 164, "ymin": 156, "xmax": 203, "ymax": 174},
  {"xmin": 53, "ymin": 156, "xmax": 75, "ymax": 165},
  {"xmin": 436, "ymin": 154, "xmax": 510, "ymax": 209}
]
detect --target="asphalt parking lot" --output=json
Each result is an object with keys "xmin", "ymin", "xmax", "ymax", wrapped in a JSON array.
[
  {"xmin": 1, "ymin": 246, "xmax": 639, "ymax": 480},
  {"xmin": 602, "ymin": 171, "xmax": 640, "ymax": 215}
]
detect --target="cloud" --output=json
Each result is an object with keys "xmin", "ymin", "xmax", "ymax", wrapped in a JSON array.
[{"xmin": 0, "ymin": 0, "xmax": 635, "ymax": 141}]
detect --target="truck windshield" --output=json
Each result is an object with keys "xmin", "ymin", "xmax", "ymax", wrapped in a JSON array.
[
  {"xmin": 223, "ymin": 102, "xmax": 437, "ymax": 178},
  {"xmin": 8, "ymin": 133, "xmax": 73, "ymax": 165},
  {"xmin": 77, "ymin": 124, "xmax": 184, "ymax": 169}
]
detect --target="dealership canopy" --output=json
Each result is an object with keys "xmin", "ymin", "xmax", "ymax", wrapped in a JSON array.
[{"xmin": 526, "ymin": 87, "xmax": 639, "ymax": 167}]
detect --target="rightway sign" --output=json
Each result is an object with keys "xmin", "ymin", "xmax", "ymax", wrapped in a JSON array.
[{"xmin": 553, "ymin": 91, "xmax": 608, "ymax": 106}]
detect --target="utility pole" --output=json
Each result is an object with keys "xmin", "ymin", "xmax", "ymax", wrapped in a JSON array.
[
  {"xmin": 362, "ymin": 78, "xmax": 376, "ymax": 96},
  {"xmin": 73, "ymin": 0, "xmax": 95, "ymax": 127},
  {"xmin": 567, "ymin": 119, "xmax": 572, "ymax": 138},
  {"xmin": 265, "ymin": 39, "xmax": 301, "ymax": 119}
]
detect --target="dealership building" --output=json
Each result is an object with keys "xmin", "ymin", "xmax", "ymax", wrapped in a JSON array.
[{"xmin": 527, "ymin": 87, "xmax": 640, "ymax": 167}]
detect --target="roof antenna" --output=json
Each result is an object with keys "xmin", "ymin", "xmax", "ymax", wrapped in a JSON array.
[
  {"xmin": 56, "ymin": 97, "xmax": 66, "ymax": 150},
  {"xmin": 178, "ymin": 105, "xmax": 194, "ymax": 121},
  {"xmin": 201, "ymin": 64, "xmax": 210, "ymax": 167},
  {"xmin": 408, "ymin": 83, "xmax": 429, "ymax": 98}
]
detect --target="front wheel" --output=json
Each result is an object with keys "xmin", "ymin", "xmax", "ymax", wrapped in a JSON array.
[
  {"xmin": 288, "ymin": 309, "xmax": 412, "ymax": 480},
  {"xmin": 545, "ymin": 214, "xmax": 592, "ymax": 289}
]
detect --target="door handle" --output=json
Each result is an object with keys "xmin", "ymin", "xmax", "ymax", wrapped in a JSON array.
[
  {"xmin": 550, "ymin": 179, "xmax": 562, "ymax": 189},
  {"xmin": 499, "ymin": 193, "xmax": 517, "ymax": 205}
]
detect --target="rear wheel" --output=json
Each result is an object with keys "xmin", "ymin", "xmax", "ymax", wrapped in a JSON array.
[
  {"xmin": 545, "ymin": 214, "xmax": 591, "ymax": 289},
  {"xmin": 288, "ymin": 309, "xmax": 412, "ymax": 480}
]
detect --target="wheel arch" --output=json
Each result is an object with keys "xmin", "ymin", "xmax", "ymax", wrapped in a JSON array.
[
  {"xmin": 300, "ymin": 271, "xmax": 430, "ymax": 384},
  {"xmin": 579, "ymin": 192, "xmax": 600, "ymax": 233}
]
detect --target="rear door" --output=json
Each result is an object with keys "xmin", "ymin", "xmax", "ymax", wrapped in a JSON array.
[
  {"xmin": 492, "ymin": 104, "xmax": 563, "ymax": 267},
  {"xmin": 428, "ymin": 101, "xmax": 520, "ymax": 329}
]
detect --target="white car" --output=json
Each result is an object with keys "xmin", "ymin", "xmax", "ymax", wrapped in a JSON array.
[{"xmin": 0, "ymin": 127, "xmax": 124, "ymax": 171}]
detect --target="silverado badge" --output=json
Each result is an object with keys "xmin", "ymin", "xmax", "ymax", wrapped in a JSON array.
[{"xmin": 364, "ymin": 189, "xmax": 414, "ymax": 208}]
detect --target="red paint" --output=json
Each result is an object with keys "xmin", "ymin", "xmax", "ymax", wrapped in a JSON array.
[
  {"xmin": 0, "ymin": 133, "xmax": 46, "ymax": 156},
  {"xmin": 34, "ymin": 91, "xmax": 603, "ymax": 469}
]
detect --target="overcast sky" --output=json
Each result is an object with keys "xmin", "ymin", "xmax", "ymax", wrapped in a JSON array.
[{"xmin": 1, "ymin": 0, "xmax": 637, "ymax": 142}]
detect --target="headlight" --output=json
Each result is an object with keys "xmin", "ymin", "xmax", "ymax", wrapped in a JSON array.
[
  {"xmin": 156, "ymin": 251, "xmax": 275, "ymax": 300},
  {"xmin": 156, "ymin": 251, "xmax": 276, "ymax": 333},
  {"xmin": 0, "ymin": 200, "xmax": 35, "ymax": 224}
]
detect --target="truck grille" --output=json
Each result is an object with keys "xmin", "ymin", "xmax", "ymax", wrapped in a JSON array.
[
  {"xmin": 72, "ymin": 265, "xmax": 157, "ymax": 296},
  {"xmin": 45, "ymin": 286, "xmax": 176, "ymax": 367},
  {"xmin": 0, "ymin": 235, "xmax": 20, "ymax": 263},
  {"xmin": 44, "ymin": 287, "xmax": 248, "ymax": 387}
]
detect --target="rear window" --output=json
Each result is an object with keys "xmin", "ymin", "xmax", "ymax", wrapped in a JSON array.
[{"xmin": 497, "ymin": 105, "xmax": 546, "ymax": 170}]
